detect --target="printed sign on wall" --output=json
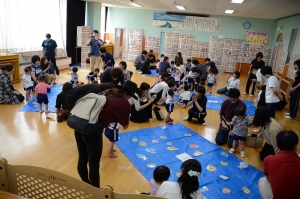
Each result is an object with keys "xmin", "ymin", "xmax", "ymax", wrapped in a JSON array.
[
  {"xmin": 152, "ymin": 13, "xmax": 221, "ymax": 33},
  {"xmin": 245, "ymin": 31, "xmax": 269, "ymax": 48}
]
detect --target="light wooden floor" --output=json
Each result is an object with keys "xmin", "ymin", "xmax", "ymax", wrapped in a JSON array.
[{"xmin": 0, "ymin": 61, "xmax": 299, "ymax": 193}]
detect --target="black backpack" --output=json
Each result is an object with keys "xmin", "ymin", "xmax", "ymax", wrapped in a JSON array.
[{"xmin": 277, "ymin": 92, "xmax": 288, "ymax": 110}]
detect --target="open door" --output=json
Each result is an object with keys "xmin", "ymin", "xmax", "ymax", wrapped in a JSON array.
[{"xmin": 115, "ymin": 28, "xmax": 127, "ymax": 60}]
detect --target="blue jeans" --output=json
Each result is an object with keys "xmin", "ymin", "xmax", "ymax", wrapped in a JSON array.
[
  {"xmin": 74, "ymin": 128, "xmax": 103, "ymax": 188},
  {"xmin": 217, "ymin": 87, "xmax": 229, "ymax": 96},
  {"xmin": 290, "ymin": 90, "xmax": 300, "ymax": 118},
  {"xmin": 215, "ymin": 126, "xmax": 234, "ymax": 147}
]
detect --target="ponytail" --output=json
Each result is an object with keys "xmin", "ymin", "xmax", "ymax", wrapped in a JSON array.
[{"xmin": 178, "ymin": 159, "xmax": 202, "ymax": 199}]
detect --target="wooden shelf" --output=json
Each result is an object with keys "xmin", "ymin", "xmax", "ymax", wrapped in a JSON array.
[{"xmin": 0, "ymin": 53, "xmax": 20, "ymax": 83}]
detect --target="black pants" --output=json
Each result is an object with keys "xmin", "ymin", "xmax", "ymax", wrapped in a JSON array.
[
  {"xmin": 130, "ymin": 102, "xmax": 153, "ymax": 123},
  {"xmin": 257, "ymin": 85, "xmax": 266, "ymax": 107},
  {"xmin": 289, "ymin": 90, "xmax": 300, "ymax": 118},
  {"xmin": 47, "ymin": 57, "xmax": 59, "ymax": 75},
  {"xmin": 215, "ymin": 126, "xmax": 234, "ymax": 148},
  {"xmin": 266, "ymin": 102, "xmax": 278, "ymax": 119},
  {"xmin": 245, "ymin": 74, "xmax": 256, "ymax": 95},
  {"xmin": 260, "ymin": 143, "xmax": 275, "ymax": 161},
  {"xmin": 151, "ymin": 91, "xmax": 163, "ymax": 104},
  {"xmin": 135, "ymin": 63, "xmax": 142, "ymax": 70},
  {"xmin": 74, "ymin": 129, "xmax": 103, "ymax": 188},
  {"xmin": 15, "ymin": 94, "xmax": 25, "ymax": 102},
  {"xmin": 187, "ymin": 109, "xmax": 206, "ymax": 124},
  {"xmin": 140, "ymin": 65, "xmax": 151, "ymax": 74}
]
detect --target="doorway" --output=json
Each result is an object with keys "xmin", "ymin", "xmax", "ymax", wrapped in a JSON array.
[
  {"xmin": 273, "ymin": 43, "xmax": 284, "ymax": 73},
  {"xmin": 115, "ymin": 28, "xmax": 127, "ymax": 59}
]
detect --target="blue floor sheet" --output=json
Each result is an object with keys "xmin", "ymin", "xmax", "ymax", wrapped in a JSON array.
[
  {"xmin": 138, "ymin": 69, "xmax": 157, "ymax": 76},
  {"xmin": 116, "ymin": 123, "xmax": 263, "ymax": 199},
  {"xmin": 19, "ymin": 84, "xmax": 63, "ymax": 113}
]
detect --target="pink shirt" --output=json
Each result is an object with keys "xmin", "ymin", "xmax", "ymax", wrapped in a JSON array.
[
  {"xmin": 149, "ymin": 178, "xmax": 160, "ymax": 196},
  {"xmin": 156, "ymin": 62, "xmax": 161, "ymax": 69},
  {"xmin": 35, "ymin": 83, "xmax": 50, "ymax": 94}
]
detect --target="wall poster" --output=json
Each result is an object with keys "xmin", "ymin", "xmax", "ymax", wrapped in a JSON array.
[{"xmin": 245, "ymin": 31, "xmax": 269, "ymax": 48}]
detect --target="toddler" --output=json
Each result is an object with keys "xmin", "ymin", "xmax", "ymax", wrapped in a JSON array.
[
  {"xmin": 178, "ymin": 85, "xmax": 191, "ymax": 108},
  {"xmin": 104, "ymin": 122, "xmax": 120, "ymax": 158},
  {"xmin": 68, "ymin": 67, "xmax": 83, "ymax": 86},
  {"xmin": 227, "ymin": 106, "xmax": 252, "ymax": 157},
  {"xmin": 86, "ymin": 68, "xmax": 100, "ymax": 83},
  {"xmin": 206, "ymin": 68, "xmax": 215, "ymax": 94},
  {"xmin": 35, "ymin": 75, "xmax": 54, "ymax": 113},
  {"xmin": 156, "ymin": 59, "xmax": 161, "ymax": 76},
  {"xmin": 147, "ymin": 166, "xmax": 170, "ymax": 196},
  {"xmin": 170, "ymin": 60, "xmax": 176, "ymax": 68},
  {"xmin": 22, "ymin": 67, "xmax": 33, "ymax": 100},
  {"xmin": 185, "ymin": 58, "xmax": 192, "ymax": 72},
  {"xmin": 186, "ymin": 67, "xmax": 197, "ymax": 91},
  {"xmin": 173, "ymin": 68, "xmax": 181, "ymax": 88},
  {"xmin": 165, "ymin": 80, "xmax": 183, "ymax": 125}
]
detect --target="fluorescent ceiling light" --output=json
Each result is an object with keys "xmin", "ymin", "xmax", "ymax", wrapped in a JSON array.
[
  {"xmin": 231, "ymin": 0, "xmax": 244, "ymax": 3},
  {"xmin": 225, "ymin": 10, "xmax": 234, "ymax": 14},
  {"xmin": 129, "ymin": 2, "xmax": 142, "ymax": 7},
  {"xmin": 176, "ymin": 6, "xmax": 186, "ymax": 10}
]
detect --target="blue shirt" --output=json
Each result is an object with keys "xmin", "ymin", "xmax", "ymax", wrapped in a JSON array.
[
  {"xmin": 30, "ymin": 64, "xmax": 43, "ymax": 82},
  {"xmin": 100, "ymin": 52, "xmax": 115, "ymax": 66},
  {"xmin": 88, "ymin": 38, "xmax": 102, "ymax": 57},
  {"xmin": 100, "ymin": 68, "xmax": 124, "ymax": 86},
  {"xmin": 42, "ymin": 39, "xmax": 57, "ymax": 58},
  {"xmin": 159, "ymin": 61, "xmax": 171, "ymax": 75}
]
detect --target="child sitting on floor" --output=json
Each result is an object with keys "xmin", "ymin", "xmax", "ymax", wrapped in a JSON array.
[
  {"xmin": 22, "ymin": 66, "xmax": 33, "ymax": 100},
  {"xmin": 68, "ymin": 67, "xmax": 83, "ymax": 86},
  {"xmin": 35, "ymin": 75, "xmax": 54, "ymax": 113},
  {"xmin": 104, "ymin": 122, "xmax": 120, "ymax": 158},
  {"xmin": 86, "ymin": 68, "xmax": 100, "ymax": 84},
  {"xmin": 226, "ymin": 106, "xmax": 252, "ymax": 158},
  {"xmin": 178, "ymin": 85, "xmax": 191, "ymax": 108}
]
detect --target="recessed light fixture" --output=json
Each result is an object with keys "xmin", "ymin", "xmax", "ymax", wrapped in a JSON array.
[
  {"xmin": 129, "ymin": 2, "xmax": 142, "ymax": 7},
  {"xmin": 231, "ymin": 0, "xmax": 244, "ymax": 3},
  {"xmin": 225, "ymin": 10, "xmax": 234, "ymax": 14},
  {"xmin": 176, "ymin": 6, "xmax": 186, "ymax": 10}
]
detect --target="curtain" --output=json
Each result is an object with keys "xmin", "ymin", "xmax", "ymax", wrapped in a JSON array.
[{"xmin": 0, "ymin": 0, "xmax": 67, "ymax": 55}]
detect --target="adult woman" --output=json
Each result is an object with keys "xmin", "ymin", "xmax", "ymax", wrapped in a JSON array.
[
  {"xmin": 244, "ymin": 52, "xmax": 265, "ymax": 96},
  {"xmin": 150, "ymin": 73, "xmax": 170, "ymax": 104},
  {"xmin": 30, "ymin": 55, "xmax": 48, "ymax": 89},
  {"xmin": 192, "ymin": 60, "xmax": 207, "ymax": 85},
  {"xmin": 252, "ymin": 106, "xmax": 283, "ymax": 161},
  {"xmin": 217, "ymin": 71, "xmax": 240, "ymax": 96},
  {"xmin": 157, "ymin": 159, "xmax": 204, "ymax": 199},
  {"xmin": 40, "ymin": 57, "xmax": 56, "ymax": 84},
  {"xmin": 73, "ymin": 81, "xmax": 136, "ymax": 188},
  {"xmin": 175, "ymin": 52, "xmax": 183, "ymax": 66},
  {"xmin": 0, "ymin": 64, "xmax": 24, "ymax": 104},
  {"xmin": 55, "ymin": 82, "xmax": 73, "ymax": 122},
  {"xmin": 139, "ymin": 54, "xmax": 155, "ymax": 74},
  {"xmin": 129, "ymin": 82, "xmax": 154, "ymax": 123}
]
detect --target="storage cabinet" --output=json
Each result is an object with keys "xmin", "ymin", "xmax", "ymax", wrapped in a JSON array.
[
  {"xmin": 0, "ymin": 53, "xmax": 20, "ymax": 83},
  {"xmin": 102, "ymin": 44, "xmax": 113, "ymax": 55}
]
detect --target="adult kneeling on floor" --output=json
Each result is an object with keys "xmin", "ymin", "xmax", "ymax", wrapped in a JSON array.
[{"xmin": 215, "ymin": 88, "xmax": 246, "ymax": 147}]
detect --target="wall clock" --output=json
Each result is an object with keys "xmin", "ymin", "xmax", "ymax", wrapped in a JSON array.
[{"xmin": 243, "ymin": 22, "xmax": 251, "ymax": 29}]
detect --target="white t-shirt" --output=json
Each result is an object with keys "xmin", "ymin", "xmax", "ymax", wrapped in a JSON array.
[
  {"xmin": 180, "ymin": 91, "xmax": 191, "ymax": 101},
  {"xmin": 128, "ymin": 92, "xmax": 151, "ymax": 111},
  {"xmin": 176, "ymin": 65, "xmax": 185, "ymax": 73},
  {"xmin": 150, "ymin": 81, "xmax": 168, "ymax": 99},
  {"xmin": 157, "ymin": 181, "xmax": 204, "ymax": 199},
  {"xmin": 207, "ymin": 74, "xmax": 215, "ymax": 83},
  {"xmin": 265, "ymin": 75, "xmax": 280, "ymax": 103},
  {"xmin": 227, "ymin": 77, "xmax": 240, "ymax": 90},
  {"xmin": 22, "ymin": 73, "xmax": 33, "ymax": 88},
  {"xmin": 256, "ymin": 69, "xmax": 267, "ymax": 86}
]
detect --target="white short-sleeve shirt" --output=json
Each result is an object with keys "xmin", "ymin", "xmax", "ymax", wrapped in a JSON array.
[
  {"xmin": 227, "ymin": 77, "xmax": 240, "ymax": 90},
  {"xmin": 265, "ymin": 75, "xmax": 280, "ymax": 103},
  {"xmin": 256, "ymin": 69, "xmax": 268, "ymax": 86}
]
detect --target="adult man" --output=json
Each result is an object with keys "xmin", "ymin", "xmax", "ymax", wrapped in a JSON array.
[
  {"xmin": 134, "ymin": 50, "xmax": 147, "ymax": 70},
  {"xmin": 215, "ymin": 88, "xmax": 246, "ymax": 147},
  {"xmin": 87, "ymin": 30, "xmax": 104, "ymax": 71},
  {"xmin": 99, "ymin": 47, "xmax": 115, "ymax": 69},
  {"xmin": 42, "ymin": 33, "xmax": 59, "ymax": 75},
  {"xmin": 159, "ymin": 57, "xmax": 171, "ymax": 75},
  {"xmin": 100, "ymin": 67, "xmax": 124, "ymax": 86},
  {"xmin": 261, "ymin": 66, "xmax": 283, "ymax": 119},
  {"xmin": 286, "ymin": 59, "xmax": 300, "ymax": 119},
  {"xmin": 258, "ymin": 130, "xmax": 300, "ymax": 199}
]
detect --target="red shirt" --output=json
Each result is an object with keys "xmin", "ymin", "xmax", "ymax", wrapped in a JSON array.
[
  {"xmin": 264, "ymin": 151, "xmax": 300, "ymax": 199},
  {"xmin": 98, "ymin": 96, "xmax": 131, "ymax": 128}
]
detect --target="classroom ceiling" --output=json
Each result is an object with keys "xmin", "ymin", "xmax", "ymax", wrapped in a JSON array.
[{"xmin": 84, "ymin": 0, "xmax": 300, "ymax": 19}]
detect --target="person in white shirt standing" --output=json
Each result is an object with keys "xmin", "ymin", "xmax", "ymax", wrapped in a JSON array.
[
  {"xmin": 261, "ymin": 66, "xmax": 283, "ymax": 119},
  {"xmin": 22, "ymin": 67, "xmax": 34, "ymax": 100}
]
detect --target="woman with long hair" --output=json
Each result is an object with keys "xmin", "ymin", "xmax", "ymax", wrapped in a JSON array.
[
  {"xmin": 157, "ymin": 159, "xmax": 204, "ymax": 199},
  {"xmin": 40, "ymin": 57, "xmax": 56, "ymax": 84},
  {"xmin": 129, "ymin": 82, "xmax": 154, "ymax": 123},
  {"xmin": 175, "ymin": 52, "xmax": 183, "ymax": 66},
  {"xmin": 252, "ymin": 106, "xmax": 283, "ymax": 161}
]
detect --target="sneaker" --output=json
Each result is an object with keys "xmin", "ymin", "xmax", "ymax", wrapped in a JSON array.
[
  {"xmin": 240, "ymin": 151, "xmax": 246, "ymax": 157},
  {"xmin": 138, "ymin": 71, "xmax": 142, "ymax": 74},
  {"xmin": 229, "ymin": 148, "xmax": 235, "ymax": 154},
  {"xmin": 285, "ymin": 115, "xmax": 293, "ymax": 119},
  {"xmin": 57, "ymin": 113, "xmax": 66, "ymax": 122},
  {"xmin": 183, "ymin": 117, "xmax": 189, "ymax": 121},
  {"xmin": 285, "ymin": 113, "xmax": 290, "ymax": 115},
  {"xmin": 108, "ymin": 153, "xmax": 117, "ymax": 158},
  {"xmin": 243, "ymin": 92, "xmax": 248, "ymax": 95},
  {"xmin": 165, "ymin": 120, "xmax": 173, "ymax": 125},
  {"xmin": 249, "ymin": 94, "xmax": 254, "ymax": 97},
  {"xmin": 202, "ymin": 122, "xmax": 207, "ymax": 126}
]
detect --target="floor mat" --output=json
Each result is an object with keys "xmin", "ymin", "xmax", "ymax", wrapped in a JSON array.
[
  {"xmin": 138, "ymin": 69, "xmax": 157, "ymax": 77},
  {"xmin": 19, "ymin": 84, "xmax": 63, "ymax": 113},
  {"xmin": 116, "ymin": 123, "xmax": 263, "ymax": 199}
]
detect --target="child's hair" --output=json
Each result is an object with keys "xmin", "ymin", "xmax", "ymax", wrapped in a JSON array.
[
  {"xmin": 205, "ymin": 58, "xmax": 211, "ymax": 62},
  {"xmin": 167, "ymin": 79, "xmax": 176, "ymax": 88},
  {"xmin": 72, "ymin": 67, "xmax": 78, "ymax": 72},
  {"xmin": 62, "ymin": 82, "xmax": 73, "ymax": 92},
  {"xmin": 149, "ymin": 49, "xmax": 154, "ymax": 53},
  {"xmin": 160, "ymin": 54, "xmax": 165, "ymax": 58},
  {"xmin": 119, "ymin": 61, "xmax": 127, "ymax": 69},
  {"xmin": 191, "ymin": 67, "xmax": 198, "ymax": 73},
  {"xmin": 136, "ymin": 82, "xmax": 150, "ymax": 98},
  {"xmin": 187, "ymin": 59, "xmax": 191, "ymax": 62},
  {"xmin": 95, "ymin": 68, "xmax": 100, "ymax": 72},
  {"xmin": 1, "ymin": 64, "xmax": 14, "ymax": 72},
  {"xmin": 195, "ymin": 86, "xmax": 206, "ymax": 95},
  {"xmin": 175, "ymin": 67, "xmax": 180, "ymax": 71},
  {"xmin": 24, "ymin": 66, "xmax": 32, "ymax": 73},
  {"xmin": 235, "ymin": 106, "xmax": 246, "ymax": 117},
  {"xmin": 178, "ymin": 159, "xmax": 202, "ymax": 199},
  {"xmin": 38, "ymin": 75, "xmax": 47, "ymax": 82},
  {"xmin": 234, "ymin": 71, "xmax": 240, "ymax": 79},
  {"xmin": 153, "ymin": 166, "xmax": 171, "ymax": 183},
  {"xmin": 192, "ymin": 59, "xmax": 199, "ymax": 65},
  {"xmin": 157, "ymin": 59, "xmax": 160, "ymax": 62},
  {"xmin": 163, "ymin": 56, "xmax": 169, "ymax": 61},
  {"xmin": 161, "ymin": 72, "xmax": 170, "ymax": 82},
  {"xmin": 251, "ymin": 66, "xmax": 259, "ymax": 71},
  {"xmin": 106, "ymin": 62, "xmax": 112, "ymax": 67},
  {"xmin": 184, "ymin": 85, "xmax": 189, "ymax": 91},
  {"xmin": 171, "ymin": 61, "xmax": 175, "ymax": 65}
]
